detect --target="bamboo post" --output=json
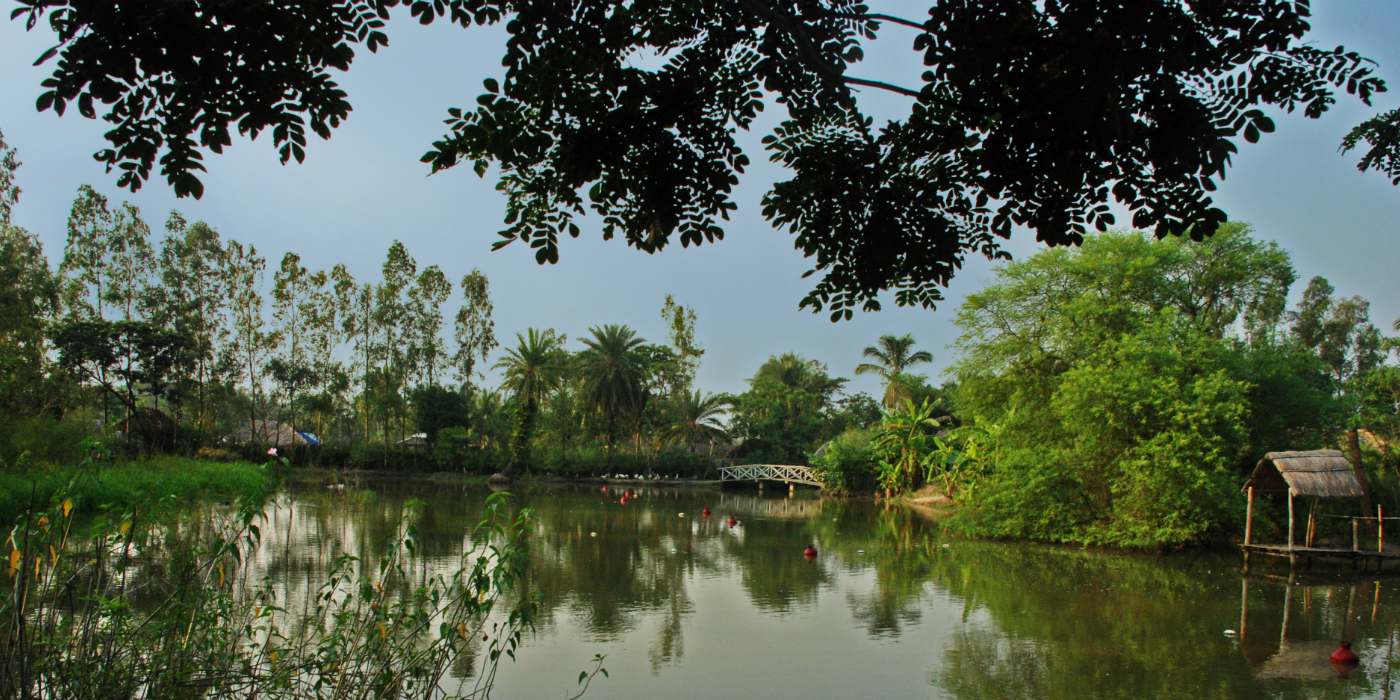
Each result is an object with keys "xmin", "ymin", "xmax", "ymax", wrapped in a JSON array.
[
  {"xmin": 1355, "ymin": 519, "xmax": 1361, "ymax": 551},
  {"xmin": 1245, "ymin": 487, "xmax": 1254, "ymax": 545},
  {"xmin": 1288, "ymin": 491, "xmax": 1295, "ymax": 551},
  {"xmin": 1307, "ymin": 499, "xmax": 1317, "ymax": 547},
  {"xmin": 1239, "ymin": 578, "xmax": 1249, "ymax": 641}
]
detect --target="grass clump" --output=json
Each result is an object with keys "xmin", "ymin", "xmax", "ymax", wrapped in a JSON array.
[{"xmin": 0, "ymin": 454, "xmax": 267, "ymax": 523}]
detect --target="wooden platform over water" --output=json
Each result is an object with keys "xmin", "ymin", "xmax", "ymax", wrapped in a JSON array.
[{"xmin": 1242, "ymin": 543, "xmax": 1400, "ymax": 568}]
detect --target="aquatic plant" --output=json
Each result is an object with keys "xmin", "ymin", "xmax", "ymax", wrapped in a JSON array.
[{"xmin": 0, "ymin": 451, "xmax": 605, "ymax": 698}]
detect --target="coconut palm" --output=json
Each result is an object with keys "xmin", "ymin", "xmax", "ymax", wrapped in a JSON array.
[
  {"xmin": 854, "ymin": 334, "xmax": 933, "ymax": 407},
  {"xmin": 664, "ymin": 390, "xmax": 729, "ymax": 454},
  {"xmin": 491, "ymin": 328, "xmax": 566, "ymax": 480},
  {"xmin": 754, "ymin": 352, "xmax": 844, "ymax": 395},
  {"xmin": 577, "ymin": 324, "xmax": 646, "ymax": 446}
]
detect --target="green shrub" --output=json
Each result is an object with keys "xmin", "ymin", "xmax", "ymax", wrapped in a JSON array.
[
  {"xmin": 0, "ymin": 417, "xmax": 91, "ymax": 469},
  {"xmin": 812, "ymin": 429, "xmax": 878, "ymax": 494}
]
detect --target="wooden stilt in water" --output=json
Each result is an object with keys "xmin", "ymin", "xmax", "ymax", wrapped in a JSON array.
[
  {"xmin": 1307, "ymin": 498, "xmax": 1317, "ymax": 547},
  {"xmin": 1239, "ymin": 579, "xmax": 1249, "ymax": 641},
  {"xmin": 1245, "ymin": 487, "xmax": 1255, "ymax": 545},
  {"xmin": 1287, "ymin": 490, "xmax": 1296, "ymax": 568}
]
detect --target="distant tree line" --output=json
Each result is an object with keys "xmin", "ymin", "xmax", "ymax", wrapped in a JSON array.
[{"xmin": 0, "ymin": 130, "xmax": 897, "ymax": 475}]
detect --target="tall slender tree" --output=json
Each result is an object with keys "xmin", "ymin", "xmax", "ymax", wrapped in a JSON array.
[
  {"xmin": 271, "ymin": 251, "xmax": 315, "ymax": 440},
  {"xmin": 224, "ymin": 241, "xmax": 276, "ymax": 442},
  {"xmin": 407, "ymin": 265, "xmax": 451, "ymax": 386},
  {"xmin": 661, "ymin": 295, "xmax": 703, "ymax": 393},
  {"xmin": 452, "ymin": 269, "xmax": 497, "ymax": 388},
  {"xmin": 148, "ymin": 212, "xmax": 228, "ymax": 441}
]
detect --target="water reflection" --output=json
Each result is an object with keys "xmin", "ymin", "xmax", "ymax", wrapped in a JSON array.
[{"xmin": 235, "ymin": 479, "xmax": 1400, "ymax": 699}]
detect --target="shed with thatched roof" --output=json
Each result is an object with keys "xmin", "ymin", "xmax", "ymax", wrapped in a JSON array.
[
  {"xmin": 1240, "ymin": 449, "xmax": 1396, "ymax": 569},
  {"xmin": 1243, "ymin": 450, "xmax": 1364, "ymax": 498}
]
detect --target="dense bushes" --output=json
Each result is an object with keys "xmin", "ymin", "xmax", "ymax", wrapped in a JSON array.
[
  {"xmin": 944, "ymin": 225, "xmax": 1367, "ymax": 547},
  {"xmin": 811, "ymin": 429, "xmax": 879, "ymax": 494}
]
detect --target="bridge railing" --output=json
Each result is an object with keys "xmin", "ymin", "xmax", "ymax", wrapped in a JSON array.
[{"xmin": 718, "ymin": 464, "xmax": 821, "ymax": 487}]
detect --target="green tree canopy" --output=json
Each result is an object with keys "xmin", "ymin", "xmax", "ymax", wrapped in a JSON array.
[
  {"xmin": 11, "ymin": 1, "xmax": 1389, "ymax": 318},
  {"xmin": 949, "ymin": 225, "xmax": 1335, "ymax": 546}
]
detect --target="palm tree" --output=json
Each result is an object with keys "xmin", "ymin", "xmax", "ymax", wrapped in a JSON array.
[
  {"xmin": 664, "ymin": 390, "xmax": 729, "ymax": 454},
  {"xmin": 854, "ymin": 334, "xmax": 933, "ymax": 407},
  {"xmin": 577, "ymin": 324, "xmax": 646, "ymax": 446},
  {"xmin": 491, "ymin": 328, "xmax": 565, "ymax": 481},
  {"xmin": 751, "ymin": 352, "xmax": 845, "ymax": 418}
]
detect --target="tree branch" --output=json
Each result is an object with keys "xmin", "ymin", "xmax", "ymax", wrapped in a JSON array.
[
  {"xmin": 844, "ymin": 77, "xmax": 921, "ymax": 98},
  {"xmin": 826, "ymin": 12, "xmax": 927, "ymax": 31}
]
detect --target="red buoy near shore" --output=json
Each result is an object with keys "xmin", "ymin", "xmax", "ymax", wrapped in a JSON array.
[
  {"xmin": 702, "ymin": 507, "xmax": 711, "ymax": 517},
  {"xmin": 803, "ymin": 545, "xmax": 817, "ymax": 561},
  {"xmin": 1331, "ymin": 641, "xmax": 1360, "ymax": 665},
  {"xmin": 727, "ymin": 516, "xmax": 737, "ymax": 527}
]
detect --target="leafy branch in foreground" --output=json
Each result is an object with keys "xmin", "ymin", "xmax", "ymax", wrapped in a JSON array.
[
  {"xmin": 0, "ymin": 449, "xmax": 604, "ymax": 698},
  {"xmin": 12, "ymin": 1, "xmax": 1389, "ymax": 319}
]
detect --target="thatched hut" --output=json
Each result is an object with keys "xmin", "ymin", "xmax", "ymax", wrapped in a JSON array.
[{"xmin": 1241, "ymin": 450, "xmax": 1387, "ymax": 568}]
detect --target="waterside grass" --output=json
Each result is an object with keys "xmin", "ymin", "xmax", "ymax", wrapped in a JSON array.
[{"xmin": 0, "ymin": 456, "xmax": 267, "ymax": 523}]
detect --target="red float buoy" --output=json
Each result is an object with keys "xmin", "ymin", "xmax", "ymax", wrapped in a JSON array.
[
  {"xmin": 727, "ymin": 516, "xmax": 737, "ymax": 527},
  {"xmin": 803, "ymin": 545, "xmax": 818, "ymax": 561},
  {"xmin": 702, "ymin": 507, "xmax": 711, "ymax": 517},
  {"xmin": 1331, "ymin": 641, "xmax": 1360, "ymax": 665}
]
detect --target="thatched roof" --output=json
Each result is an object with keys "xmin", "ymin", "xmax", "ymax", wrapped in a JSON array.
[
  {"xmin": 1243, "ymin": 450, "xmax": 1363, "ymax": 498},
  {"xmin": 227, "ymin": 420, "xmax": 313, "ymax": 447}
]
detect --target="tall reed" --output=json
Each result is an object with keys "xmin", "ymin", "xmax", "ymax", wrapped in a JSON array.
[{"xmin": 0, "ymin": 448, "xmax": 604, "ymax": 699}]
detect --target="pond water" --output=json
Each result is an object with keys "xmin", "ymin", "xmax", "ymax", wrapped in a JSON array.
[{"xmin": 253, "ymin": 479, "xmax": 1400, "ymax": 699}]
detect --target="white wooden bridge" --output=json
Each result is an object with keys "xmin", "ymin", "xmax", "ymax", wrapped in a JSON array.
[{"xmin": 718, "ymin": 464, "xmax": 822, "ymax": 487}]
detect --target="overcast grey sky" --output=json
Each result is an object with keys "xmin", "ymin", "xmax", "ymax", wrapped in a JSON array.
[{"xmin": 2, "ymin": 1, "xmax": 1397, "ymax": 399}]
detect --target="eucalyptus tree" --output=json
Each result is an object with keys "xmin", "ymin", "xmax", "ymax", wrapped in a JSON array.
[
  {"xmin": 224, "ymin": 241, "xmax": 277, "ymax": 440},
  {"xmin": 59, "ymin": 186, "xmax": 155, "ymax": 422},
  {"xmin": 147, "ymin": 212, "xmax": 229, "ymax": 437},
  {"xmin": 854, "ymin": 334, "xmax": 934, "ymax": 408},
  {"xmin": 0, "ymin": 132, "xmax": 63, "ymax": 421},
  {"xmin": 452, "ymin": 269, "xmax": 497, "ymax": 388},
  {"xmin": 342, "ymin": 281, "xmax": 378, "ymax": 443},
  {"xmin": 304, "ymin": 263, "xmax": 356, "ymax": 442},
  {"xmin": 661, "ymin": 295, "xmax": 703, "ymax": 392},
  {"xmin": 407, "ymin": 264, "xmax": 452, "ymax": 386},
  {"xmin": 60, "ymin": 186, "xmax": 152, "ymax": 323},
  {"xmin": 577, "ymin": 324, "xmax": 647, "ymax": 448},
  {"xmin": 376, "ymin": 241, "xmax": 416, "ymax": 443},
  {"xmin": 271, "ymin": 251, "xmax": 317, "ymax": 436},
  {"xmin": 492, "ymin": 328, "xmax": 566, "ymax": 481},
  {"xmin": 18, "ymin": 1, "xmax": 1391, "ymax": 320}
]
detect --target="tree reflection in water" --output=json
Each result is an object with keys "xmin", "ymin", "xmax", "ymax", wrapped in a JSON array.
[{"xmin": 242, "ymin": 479, "xmax": 1400, "ymax": 699}]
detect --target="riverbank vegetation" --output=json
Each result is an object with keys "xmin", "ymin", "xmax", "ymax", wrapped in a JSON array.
[
  {"xmin": 0, "ymin": 454, "xmax": 580, "ymax": 698},
  {"xmin": 4, "ymin": 128, "xmax": 1400, "ymax": 547},
  {"xmin": 815, "ymin": 224, "xmax": 1400, "ymax": 547}
]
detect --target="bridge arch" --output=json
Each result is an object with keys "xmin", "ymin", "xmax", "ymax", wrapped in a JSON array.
[{"xmin": 718, "ymin": 464, "xmax": 822, "ymax": 488}]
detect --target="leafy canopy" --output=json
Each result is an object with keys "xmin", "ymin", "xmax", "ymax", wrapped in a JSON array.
[{"xmin": 10, "ymin": 0, "xmax": 1388, "ymax": 319}]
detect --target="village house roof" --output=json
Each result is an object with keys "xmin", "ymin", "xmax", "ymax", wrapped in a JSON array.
[{"xmin": 1242, "ymin": 450, "xmax": 1363, "ymax": 499}]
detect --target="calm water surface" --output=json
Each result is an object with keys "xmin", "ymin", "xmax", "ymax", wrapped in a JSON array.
[{"xmin": 249, "ymin": 479, "xmax": 1400, "ymax": 699}]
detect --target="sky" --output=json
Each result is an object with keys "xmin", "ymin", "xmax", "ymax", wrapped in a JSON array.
[{"xmin": 1, "ymin": 1, "xmax": 1398, "ymax": 399}]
